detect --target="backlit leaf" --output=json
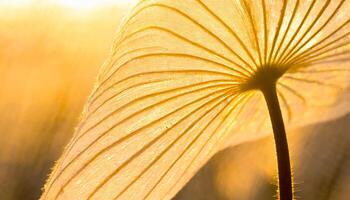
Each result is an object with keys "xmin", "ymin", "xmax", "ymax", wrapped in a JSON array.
[{"xmin": 41, "ymin": 0, "xmax": 350, "ymax": 199}]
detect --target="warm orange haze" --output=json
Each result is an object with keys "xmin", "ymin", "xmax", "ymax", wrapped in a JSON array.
[
  {"xmin": 1, "ymin": 0, "xmax": 350, "ymax": 200},
  {"xmin": 0, "ymin": 1, "xmax": 132, "ymax": 199}
]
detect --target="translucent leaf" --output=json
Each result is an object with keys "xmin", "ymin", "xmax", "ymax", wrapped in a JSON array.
[{"xmin": 41, "ymin": 0, "xmax": 350, "ymax": 199}]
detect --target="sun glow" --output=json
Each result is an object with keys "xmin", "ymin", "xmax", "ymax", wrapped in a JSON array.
[
  {"xmin": 0, "ymin": 0, "xmax": 139, "ymax": 10},
  {"xmin": 54, "ymin": 0, "xmax": 138, "ymax": 10}
]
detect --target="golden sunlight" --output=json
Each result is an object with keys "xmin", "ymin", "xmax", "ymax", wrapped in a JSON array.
[
  {"xmin": 0, "ymin": 0, "xmax": 138, "ymax": 9},
  {"xmin": 54, "ymin": 0, "xmax": 138, "ymax": 10},
  {"xmin": 1, "ymin": 0, "xmax": 350, "ymax": 200}
]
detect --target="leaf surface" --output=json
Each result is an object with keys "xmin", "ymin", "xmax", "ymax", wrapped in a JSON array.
[{"xmin": 42, "ymin": 0, "xmax": 350, "ymax": 199}]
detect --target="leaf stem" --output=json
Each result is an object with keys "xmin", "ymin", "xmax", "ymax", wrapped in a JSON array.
[{"xmin": 261, "ymin": 83, "xmax": 293, "ymax": 200}]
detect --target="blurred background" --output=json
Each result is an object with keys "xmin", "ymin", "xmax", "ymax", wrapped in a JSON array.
[
  {"xmin": 0, "ymin": 1, "xmax": 349, "ymax": 200},
  {"xmin": 0, "ymin": 1, "xmax": 134, "ymax": 199}
]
